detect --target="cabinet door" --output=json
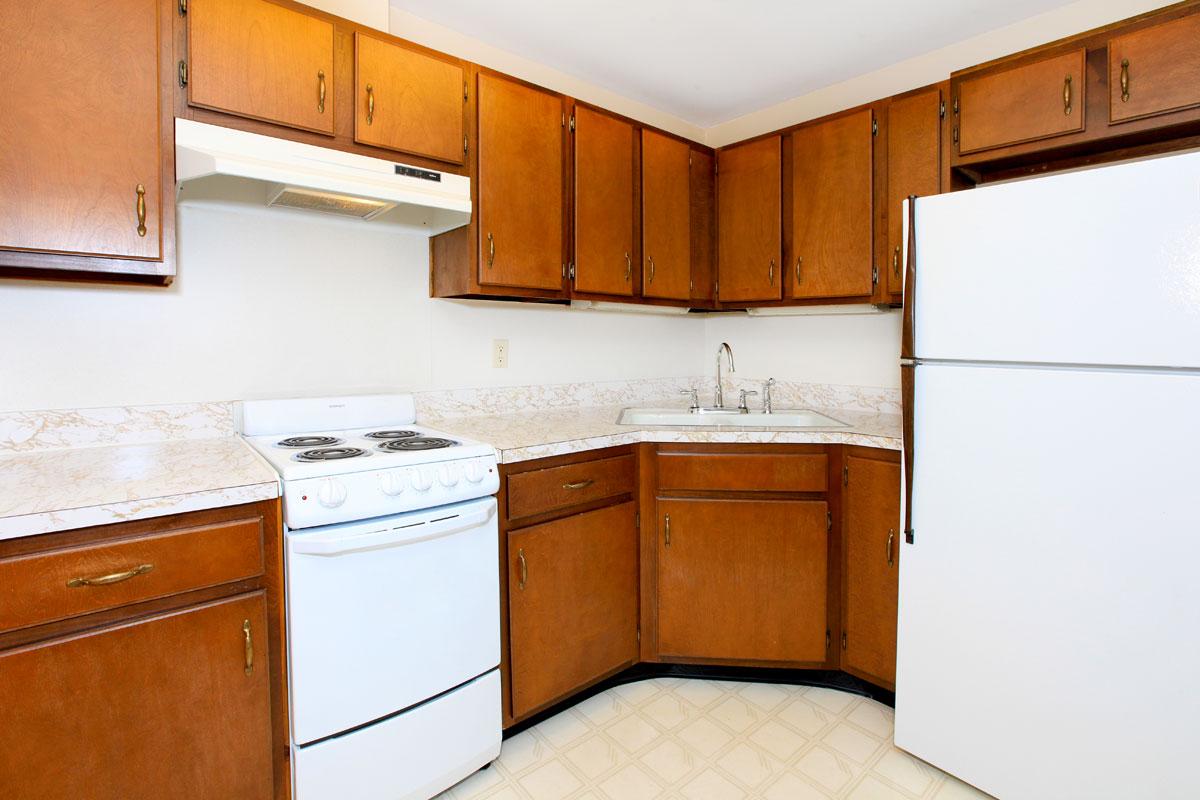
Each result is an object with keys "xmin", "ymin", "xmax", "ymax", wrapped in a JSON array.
[
  {"xmin": 717, "ymin": 136, "xmax": 781, "ymax": 302},
  {"xmin": 842, "ymin": 454, "xmax": 901, "ymax": 689},
  {"xmin": 957, "ymin": 48, "xmax": 1085, "ymax": 154},
  {"xmin": 657, "ymin": 498, "xmax": 827, "ymax": 663},
  {"xmin": 573, "ymin": 106, "xmax": 635, "ymax": 296},
  {"xmin": 189, "ymin": 0, "xmax": 335, "ymax": 134},
  {"xmin": 354, "ymin": 33, "xmax": 465, "ymax": 163},
  {"xmin": 0, "ymin": 593, "xmax": 273, "ymax": 800},
  {"xmin": 508, "ymin": 502, "xmax": 638, "ymax": 718},
  {"xmin": 477, "ymin": 73, "xmax": 565, "ymax": 291},
  {"xmin": 790, "ymin": 110, "xmax": 874, "ymax": 299},
  {"xmin": 1109, "ymin": 14, "xmax": 1200, "ymax": 124},
  {"xmin": 885, "ymin": 91, "xmax": 942, "ymax": 299},
  {"xmin": 642, "ymin": 130, "xmax": 691, "ymax": 300},
  {"xmin": 0, "ymin": 0, "xmax": 161, "ymax": 260}
]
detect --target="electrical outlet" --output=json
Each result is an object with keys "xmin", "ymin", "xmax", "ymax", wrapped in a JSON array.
[{"xmin": 492, "ymin": 339, "xmax": 509, "ymax": 368}]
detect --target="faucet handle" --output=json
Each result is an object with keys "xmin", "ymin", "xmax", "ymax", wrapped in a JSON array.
[
  {"xmin": 738, "ymin": 389, "xmax": 758, "ymax": 412},
  {"xmin": 680, "ymin": 388, "xmax": 700, "ymax": 412}
]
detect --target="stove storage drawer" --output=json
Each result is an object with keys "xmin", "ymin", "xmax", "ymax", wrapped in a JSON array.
[
  {"xmin": 0, "ymin": 513, "xmax": 265, "ymax": 633},
  {"xmin": 506, "ymin": 454, "xmax": 634, "ymax": 520}
]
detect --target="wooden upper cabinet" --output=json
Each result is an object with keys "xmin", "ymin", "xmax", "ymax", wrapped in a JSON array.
[
  {"xmin": 956, "ymin": 48, "xmax": 1086, "ymax": 154},
  {"xmin": 1109, "ymin": 14, "xmax": 1200, "ymax": 124},
  {"xmin": 885, "ymin": 90, "xmax": 942, "ymax": 299},
  {"xmin": 0, "ymin": 594, "xmax": 273, "ymax": 800},
  {"xmin": 641, "ymin": 130, "xmax": 692, "ymax": 301},
  {"xmin": 507, "ymin": 503, "xmax": 638, "ymax": 718},
  {"xmin": 573, "ymin": 106, "xmax": 636, "ymax": 296},
  {"xmin": 656, "ymin": 498, "xmax": 828, "ymax": 663},
  {"xmin": 689, "ymin": 148, "xmax": 716, "ymax": 305},
  {"xmin": 718, "ymin": 136, "xmax": 782, "ymax": 302},
  {"xmin": 790, "ymin": 110, "xmax": 874, "ymax": 299},
  {"xmin": 0, "ymin": 0, "xmax": 162, "ymax": 261},
  {"xmin": 841, "ymin": 454, "xmax": 902, "ymax": 690},
  {"xmin": 477, "ymin": 73, "xmax": 564, "ymax": 291},
  {"xmin": 188, "ymin": 0, "xmax": 335, "ymax": 135},
  {"xmin": 354, "ymin": 33, "xmax": 465, "ymax": 163}
]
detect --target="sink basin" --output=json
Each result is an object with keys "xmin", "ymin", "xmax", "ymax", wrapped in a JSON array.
[{"xmin": 618, "ymin": 407, "xmax": 848, "ymax": 428}]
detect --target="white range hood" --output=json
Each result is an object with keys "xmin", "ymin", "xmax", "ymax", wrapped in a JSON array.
[{"xmin": 174, "ymin": 119, "xmax": 471, "ymax": 235}]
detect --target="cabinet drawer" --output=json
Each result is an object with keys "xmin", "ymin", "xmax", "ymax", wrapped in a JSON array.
[
  {"xmin": 0, "ymin": 516, "xmax": 265, "ymax": 633},
  {"xmin": 1109, "ymin": 14, "xmax": 1200, "ymax": 124},
  {"xmin": 507, "ymin": 455, "xmax": 634, "ymax": 520},
  {"xmin": 957, "ymin": 48, "xmax": 1085, "ymax": 154},
  {"xmin": 657, "ymin": 452, "xmax": 827, "ymax": 493}
]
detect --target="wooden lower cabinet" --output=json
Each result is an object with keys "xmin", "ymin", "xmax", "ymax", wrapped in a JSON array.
[
  {"xmin": 507, "ymin": 501, "xmax": 639, "ymax": 718},
  {"xmin": 656, "ymin": 498, "xmax": 828, "ymax": 663},
  {"xmin": 841, "ymin": 451, "xmax": 902, "ymax": 689},
  {"xmin": 0, "ymin": 592, "xmax": 274, "ymax": 800}
]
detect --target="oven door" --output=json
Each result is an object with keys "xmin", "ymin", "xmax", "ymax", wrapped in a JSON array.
[{"xmin": 285, "ymin": 496, "xmax": 500, "ymax": 746}]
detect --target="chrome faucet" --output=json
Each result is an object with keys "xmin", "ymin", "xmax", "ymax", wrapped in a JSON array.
[
  {"xmin": 763, "ymin": 378, "xmax": 776, "ymax": 414},
  {"xmin": 714, "ymin": 342, "xmax": 735, "ymax": 408}
]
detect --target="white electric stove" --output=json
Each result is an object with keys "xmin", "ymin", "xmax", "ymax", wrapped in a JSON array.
[{"xmin": 240, "ymin": 394, "xmax": 501, "ymax": 800}]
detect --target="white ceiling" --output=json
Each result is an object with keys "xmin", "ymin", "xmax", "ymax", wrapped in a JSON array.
[{"xmin": 389, "ymin": 0, "xmax": 1079, "ymax": 127}]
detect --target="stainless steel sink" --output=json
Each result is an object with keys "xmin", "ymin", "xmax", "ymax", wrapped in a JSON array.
[{"xmin": 618, "ymin": 407, "xmax": 848, "ymax": 428}]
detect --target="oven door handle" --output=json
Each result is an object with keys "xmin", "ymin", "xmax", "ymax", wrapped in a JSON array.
[{"xmin": 291, "ymin": 502, "xmax": 496, "ymax": 556}]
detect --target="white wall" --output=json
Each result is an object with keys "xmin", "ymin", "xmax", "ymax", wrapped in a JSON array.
[
  {"xmin": 0, "ymin": 202, "xmax": 704, "ymax": 412},
  {"xmin": 297, "ymin": 0, "xmax": 390, "ymax": 31}
]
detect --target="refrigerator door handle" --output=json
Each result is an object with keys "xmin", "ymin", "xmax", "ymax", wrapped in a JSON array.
[
  {"xmin": 901, "ymin": 195, "xmax": 918, "ymax": 545},
  {"xmin": 902, "ymin": 363, "xmax": 915, "ymax": 545}
]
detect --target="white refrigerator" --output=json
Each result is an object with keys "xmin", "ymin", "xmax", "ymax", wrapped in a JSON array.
[{"xmin": 895, "ymin": 150, "xmax": 1200, "ymax": 800}]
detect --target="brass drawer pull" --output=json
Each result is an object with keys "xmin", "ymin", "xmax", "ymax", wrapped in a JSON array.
[
  {"xmin": 67, "ymin": 563, "xmax": 153, "ymax": 588},
  {"xmin": 135, "ymin": 184, "xmax": 147, "ymax": 238},
  {"xmin": 243, "ymin": 619, "xmax": 254, "ymax": 675},
  {"xmin": 648, "ymin": 255, "xmax": 656, "ymax": 283},
  {"xmin": 1120, "ymin": 58, "xmax": 1130, "ymax": 103},
  {"xmin": 318, "ymin": 69, "xmax": 326, "ymax": 113},
  {"xmin": 624, "ymin": 251, "xmax": 632, "ymax": 282},
  {"xmin": 486, "ymin": 232, "xmax": 495, "ymax": 267},
  {"xmin": 892, "ymin": 245, "xmax": 900, "ymax": 279},
  {"xmin": 887, "ymin": 529, "xmax": 896, "ymax": 568},
  {"xmin": 517, "ymin": 548, "xmax": 528, "ymax": 590},
  {"xmin": 366, "ymin": 83, "xmax": 375, "ymax": 125},
  {"xmin": 664, "ymin": 513, "xmax": 671, "ymax": 548},
  {"xmin": 562, "ymin": 479, "xmax": 594, "ymax": 490},
  {"xmin": 795, "ymin": 256, "xmax": 802, "ymax": 283},
  {"xmin": 768, "ymin": 259, "xmax": 775, "ymax": 286},
  {"xmin": 1063, "ymin": 75, "xmax": 1073, "ymax": 116}
]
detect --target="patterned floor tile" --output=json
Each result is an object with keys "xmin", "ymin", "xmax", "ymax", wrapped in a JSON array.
[{"xmin": 433, "ymin": 679, "xmax": 994, "ymax": 800}]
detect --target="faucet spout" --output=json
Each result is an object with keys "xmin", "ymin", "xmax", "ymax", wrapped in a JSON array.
[{"xmin": 715, "ymin": 342, "xmax": 735, "ymax": 408}]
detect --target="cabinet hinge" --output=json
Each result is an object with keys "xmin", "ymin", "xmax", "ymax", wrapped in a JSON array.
[
  {"xmin": 841, "ymin": 631, "xmax": 848, "ymax": 650},
  {"xmin": 635, "ymin": 511, "xmax": 640, "ymax": 530},
  {"xmin": 637, "ymin": 626, "xmax": 641, "ymax": 643},
  {"xmin": 562, "ymin": 112, "xmax": 566, "ymax": 128},
  {"xmin": 825, "ymin": 629, "xmax": 831, "ymax": 652},
  {"xmin": 827, "ymin": 511, "xmax": 832, "ymax": 533},
  {"xmin": 178, "ymin": 0, "xmax": 187, "ymax": 15},
  {"xmin": 953, "ymin": 96, "xmax": 959, "ymax": 115},
  {"xmin": 569, "ymin": 114, "xmax": 576, "ymax": 132},
  {"xmin": 905, "ymin": 528, "xmax": 915, "ymax": 545},
  {"xmin": 842, "ymin": 464, "xmax": 849, "ymax": 486},
  {"xmin": 463, "ymin": 135, "xmax": 468, "ymax": 156},
  {"xmin": 871, "ymin": 116, "xmax": 878, "ymax": 136},
  {"xmin": 178, "ymin": 60, "xmax": 189, "ymax": 88},
  {"xmin": 463, "ymin": 80, "xmax": 468, "ymax": 102},
  {"xmin": 688, "ymin": 153, "xmax": 693, "ymax": 167},
  {"xmin": 939, "ymin": 99, "xmax": 946, "ymax": 119},
  {"xmin": 952, "ymin": 126, "xmax": 959, "ymax": 145},
  {"xmin": 872, "ymin": 265, "xmax": 879, "ymax": 286},
  {"xmin": 569, "ymin": 262, "xmax": 576, "ymax": 280}
]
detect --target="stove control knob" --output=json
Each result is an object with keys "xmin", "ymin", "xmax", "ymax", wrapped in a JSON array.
[
  {"xmin": 411, "ymin": 467, "xmax": 435, "ymax": 492},
  {"xmin": 317, "ymin": 478, "xmax": 348, "ymax": 508},
  {"xmin": 438, "ymin": 463, "xmax": 461, "ymax": 487},
  {"xmin": 465, "ymin": 461, "xmax": 486, "ymax": 483},
  {"xmin": 378, "ymin": 471, "xmax": 405, "ymax": 497}
]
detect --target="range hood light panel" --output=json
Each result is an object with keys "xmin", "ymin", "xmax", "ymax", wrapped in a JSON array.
[{"xmin": 266, "ymin": 185, "xmax": 395, "ymax": 220}]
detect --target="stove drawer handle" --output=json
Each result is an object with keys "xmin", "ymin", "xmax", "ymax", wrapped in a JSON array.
[
  {"xmin": 291, "ymin": 502, "xmax": 495, "ymax": 556},
  {"xmin": 562, "ymin": 479, "xmax": 594, "ymax": 490}
]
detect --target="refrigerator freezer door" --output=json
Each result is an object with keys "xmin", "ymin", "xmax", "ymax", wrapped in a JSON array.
[
  {"xmin": 912, "ymin": 149, "xmax": 1200, "ymax": 368},
  {"xmin": 896, "ymin": 363, "xmax": 1200, "ymax": 800}
]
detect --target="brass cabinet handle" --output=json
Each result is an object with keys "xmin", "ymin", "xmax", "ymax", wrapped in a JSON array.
[
  {"xmin": 486, "ymin": 232, "xmax": 495, "ymax": 267},
  {"xmin": 887, "ymin": 529, "xmax": 896, "ymax": 568},
  {"xmin": 648, "ymin": 255, "xmax": 656, "ymax": 283},
  {"xmin": 562, "ymin": 479, "xmax": 594, "ymax": 490},
  {"xmin": 664, "ymin": 513, "xmax": 671, "ymax": 548},
  {"xmin": 624, "ymin": 251, "xmax": 632, "ymax": 282},
  {"xmin": 517, "ymin": 548, "xmax": 527, "ymax": 590},
  {"xmin": 243, "ymin": 619, "xmax": 254, "ymax": 675},
  {"xmin": 795, "ymin": 256, "xmax": 802, "ymax": 283},
  {"xmin": 892, "ymin": 245, "xmax": 900, "ymax": 279},
  {"xmin": 135, "ymin": 184, "xmax": 147, "ymax": 238},
  {"xmin": 318, "ymin": 69, "xmax": 326, "ymax": 113},
  {"xmin": 366, "ymin": 83, "xmax": 375, "ymax": 125},
  {"xmin": 1120, "ymin": 58, "xmax": 1130, "ymax": 103},
  {"xmin": 67, "ymin": 563, "xmax": 153, "ymax": 588},
  {"xmin": 768, "ymin": 259, "xmax": 775, "ymax": 286},
  {"xmin": 1063, "ymin": 75, "xmax": 1073, "ymax": 116}
]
